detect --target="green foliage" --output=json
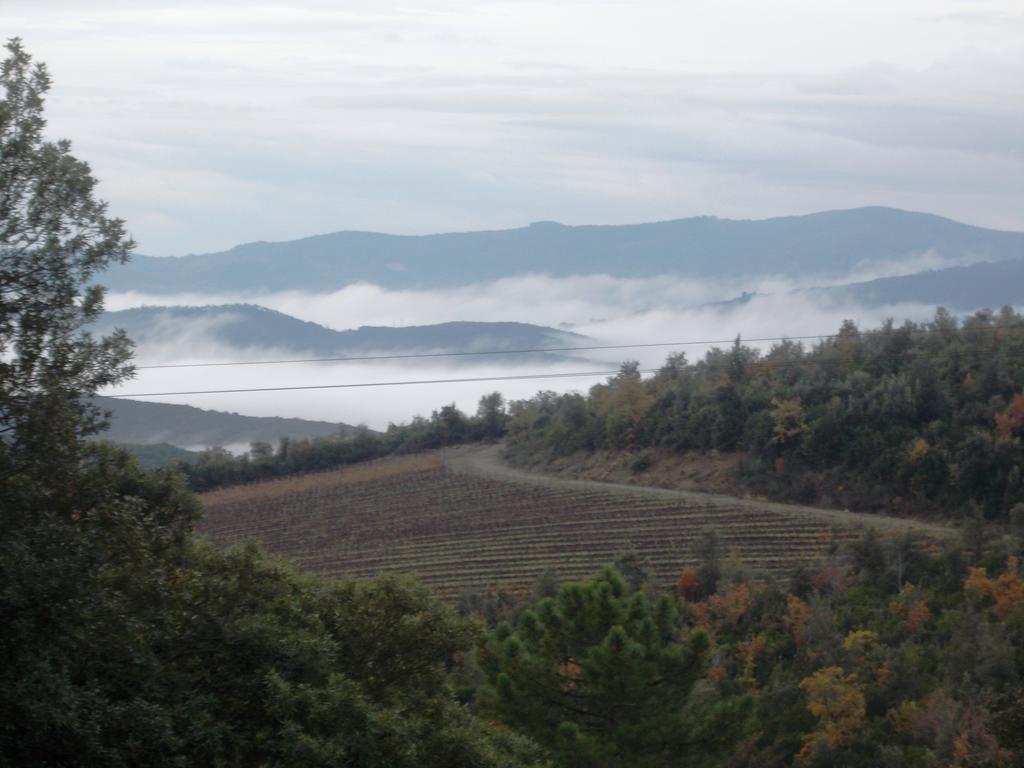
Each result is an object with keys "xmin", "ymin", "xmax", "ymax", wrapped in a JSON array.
[
  {"xmin": 505, "ymin": 310, "xmax": 1024, "ymax": 519},
  {"xmin": 478, "ymin": 568, "xmax": 744, "ymax": 767},
  {"xmin": 0, "ymin": 42, "xmax": 547, "ymax": 768},
  {"xmin": 0, "ymin": 498, "xmax": 548, "ymax": 765},
  {"xmin": 0, "ymin": 37, "xmax": 134, "ymax": 488}
]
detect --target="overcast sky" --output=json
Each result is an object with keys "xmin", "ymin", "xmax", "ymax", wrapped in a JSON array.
[{"xmin": 5, "ymin": 0, "xmax": 1024, "ymax": 255}]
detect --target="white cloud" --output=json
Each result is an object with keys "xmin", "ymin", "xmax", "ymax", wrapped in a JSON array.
[
  {"xmin": 102, "ymin": 267, "xmax": 1004, "ymax": 429},
  {"xmin": 2, "ymin": 0, "xmax": 1022, "ymax": 255}
]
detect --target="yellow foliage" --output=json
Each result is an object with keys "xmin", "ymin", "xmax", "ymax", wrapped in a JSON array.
[
  {"xmin": 771, "ymin": 397, "xmax": 806, "ymax": 446},
  {"xmin": 799, "ymin": 667, "xmax": 866, "ymax": 757},
  {"xmin": 842, "ymin": 630, "xmax": 877, "ymax": 654},
  {"xmin": 736, "ymin": 634, "xmax": 767, "ymax": 688},
  {"xmin": 908, "ymin": 438, "xmax": 930, "ymax": 464}
]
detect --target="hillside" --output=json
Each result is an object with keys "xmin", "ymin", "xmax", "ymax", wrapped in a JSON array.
[
  {"xmin": 111, "ymin": 442, "xmax": 198, "ymax": 467},
  {"xmin": 95, "ymin": 395, "xmax": 353, "ymax": 449},
  {"xmin": 93, "ymin": 305, "xmax": 591, "ymax": 361},
  {"xmin": 505, "ymin": 310, "xmax": 1024, "ymax": 520},
  {"xmin": 102, "ymin": 207, "xmax": 1024, "ymax": 293},
  {"xmin": 822, "ymin": 258, "xmax": 1024, "ymax": 309},
  {"xmin": 198, "ymin": 446, "xmax": 950, "ymax": 603}
]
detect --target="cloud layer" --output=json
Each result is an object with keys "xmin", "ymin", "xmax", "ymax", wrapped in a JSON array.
[
  {"xmin": 4, "ymin": 1, "xmax": 1023, "ymax": 255},
  {"xmin": 102, "ymin": 268, "xmax": 986, "ymax": 429}
]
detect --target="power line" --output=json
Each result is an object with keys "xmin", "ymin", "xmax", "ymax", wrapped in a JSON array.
[
  {"xmin": 105, "ymin": 369, "xmax": 661, "ymax": 398},
  {"xmin": 133, "ymin": 322, "xmax": 1024, "ymax": 371},
  {"xmin": 105, "ymin": 339, "xmax": 1022, "ymax": 398},
  {"xmin": 132, "ymin": 336, "xmax": 814, "ymax": 369}
]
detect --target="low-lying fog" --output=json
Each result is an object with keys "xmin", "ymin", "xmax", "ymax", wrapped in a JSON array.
[{"xmin": 102, "ymin": 267, "xmax": 980, "ymax": 432}]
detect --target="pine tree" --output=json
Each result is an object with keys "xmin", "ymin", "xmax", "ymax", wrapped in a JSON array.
[{"xmin": 478, "ymin": 568, "xmax": 737, "ymax": 767}]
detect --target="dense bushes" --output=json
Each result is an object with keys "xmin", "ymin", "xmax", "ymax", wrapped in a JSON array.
[
  {"xmin": 1, "ymin": 448, "xmax": 547, "ymax": 766},
  {"xmin": 505, "ymin": 309, "xmax": 1024, "ymax": 519}
]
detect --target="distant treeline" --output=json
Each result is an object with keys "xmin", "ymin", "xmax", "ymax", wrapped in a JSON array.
[
  {"xmin": 179, "ymin": 393, "xmax": 508, "ymax": 492},
  {"xmin": 505, "ymin": 308, "xmax": 1024, "ymax": 520}
]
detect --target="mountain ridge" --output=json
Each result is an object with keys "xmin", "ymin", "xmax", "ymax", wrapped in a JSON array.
[{"xmin": 103, "ymin": 207, "xmax": 1024, "ymax": 294}]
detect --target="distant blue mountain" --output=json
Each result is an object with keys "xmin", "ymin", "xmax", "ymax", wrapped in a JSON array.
[
  {"xmin": 823, "ymin": 259, "xmax": 1024, "ymax": 310},
  {"xmin": 92, "ymin": 305, "xmax": 592, "ymax": 361},
  {"xmin": 102, "ymin": 207, "xmax": 1024, "ymax": 293}
]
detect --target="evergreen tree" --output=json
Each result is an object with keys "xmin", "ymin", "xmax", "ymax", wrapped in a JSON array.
[{"xmin": 478, "ymin": 568, "xmax": 741, "ymax": 767}]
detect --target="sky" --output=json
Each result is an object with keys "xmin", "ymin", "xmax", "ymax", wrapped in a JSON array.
[{"xmin": 5, "ymin": 0, "xmax": 1024, "ymax": 256}]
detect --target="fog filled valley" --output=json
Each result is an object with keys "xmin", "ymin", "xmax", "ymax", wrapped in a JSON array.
[
  {"xmin": 95, "ymin": 208, "xmax": 1024, "ymax": 443},
  {"xmin": 5, "ymin": 3, "xmax": 1024, "ymax": 766}
]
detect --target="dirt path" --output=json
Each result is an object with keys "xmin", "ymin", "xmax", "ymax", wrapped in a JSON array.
[{"xmin": 445, "ymin": 444, "xmax": 957, "ymax": 540}]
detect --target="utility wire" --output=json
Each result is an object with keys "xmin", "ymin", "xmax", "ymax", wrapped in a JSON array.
[
  {"xmin": 106, "ymin": 340, "xmax": 1022, "ymax": 398},
  {"xmin": 134, "ymin": 322, "xmax": 1024, "ymax": 371},
  {"xmin": 106, "ymin": 369, "xmax": 658, "ymax": 398}
]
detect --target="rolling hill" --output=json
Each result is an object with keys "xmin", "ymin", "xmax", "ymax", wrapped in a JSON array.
[
  {"xmin": 92, "ymin": 305, "xmax": 592, "ymax": 362},
  {"xmin": 102, "ymin": 207, "xmax": 1024, "ymax": 293},
  {"xmin": 95, "ymin": 395, "xmax": 355, "ymax": 450},
  {"xmin": 198, "ymin": 446, "xmax": 950, "ymax": 602},
  {"xmin": 822, "ymin": 258, "xmax": 1024, "ymax": 309}
]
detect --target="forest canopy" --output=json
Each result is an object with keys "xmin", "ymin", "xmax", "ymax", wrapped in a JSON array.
[{"xmin": 505, "ymin": 308, "xmax": 1024, "ymax": 520}]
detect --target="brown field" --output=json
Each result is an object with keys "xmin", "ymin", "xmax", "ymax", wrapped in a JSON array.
[{"xmin": 199, "ymin": 445, "xmax": 952, "ymax": 602}]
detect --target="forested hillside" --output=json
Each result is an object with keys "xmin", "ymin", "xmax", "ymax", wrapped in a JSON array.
[
  {"xmin": 474, "ymin": 532, "xmax": 1024, "ymax": 768},
  {"xmin": 505, "ymin": 308, "xmax": 1024, "ymax": 520}
]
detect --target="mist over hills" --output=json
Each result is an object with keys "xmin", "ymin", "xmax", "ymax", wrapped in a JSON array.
[
  {"xmin": 94, "ymin": 395, "xmax": 353, "ymax": 450},
  {"xmin": 94, "ymin": 305, "xmax": 592, "ymax": 362},
  {"xmin": 713, "ymin": 259, "xmax": 1024, "ymax": 312},
  {"xmin": 103, "ymin": 207, "xmax": 1024, "ymax": 294},
  {"xmin": 822, "ymin": 258, "xmax": 1024, "ymax": 310}
]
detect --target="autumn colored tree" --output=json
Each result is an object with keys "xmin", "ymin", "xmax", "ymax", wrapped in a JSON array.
[
  {"xmin": 676, "ymin": 566, "xmax": 702, "ymax": 602},
  {"xmin": 964, "ymin": 556, "xmax": 1024, "ymax": 619},
  {"xmin": 798, "ymin": 666, "xmax": 866, "ymax": 760},
  {"xmin": 995, "ymin": 392, "xmax": 1024, "ymax": 440}
]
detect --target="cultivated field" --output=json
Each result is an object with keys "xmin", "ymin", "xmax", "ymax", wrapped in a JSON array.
[{"xmin": 199, "ymin": 446, "xmax": 952, "ymax": 601}]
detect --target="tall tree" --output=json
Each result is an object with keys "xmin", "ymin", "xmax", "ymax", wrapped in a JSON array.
[
  {"xmin": 0, "ymin": 41, "xmax": 548, "ymax": 767},
  {"xmin": 0, "ymin": 37, "xmax": 133, "ymax": 496},
  {"xmin": 478, "ymin": 568, "xmax": 743, "ymax": 767}
]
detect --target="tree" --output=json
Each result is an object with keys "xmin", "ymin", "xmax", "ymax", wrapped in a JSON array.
[
  {"xmin": 798, "ymin": 667, "xmax": 866, "ymax": 760},
  {"xmin": 0, "ymin": 42, "xmax": 548, "ymax": 767},
  {"xmin": 477, "ymin": 568, "xmax": 737, "ymax": 767},
  {"xmin": 475, "ymin": 391, "xmax": 508, "ymax": 440},
  {"xmin": 1, "ymin": 38, "xmax": 134, "ymax": 495}
]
